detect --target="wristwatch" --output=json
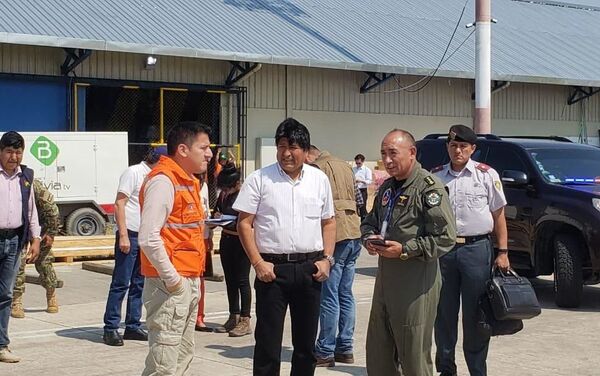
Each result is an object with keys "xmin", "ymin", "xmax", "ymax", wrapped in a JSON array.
[
  {"xmin": 399, "ymin": 250, "xmax": 409, "ymax": 260},
  {"xmin": 324, "ymin": 255, "xmax": 335, "ymax": 266}
]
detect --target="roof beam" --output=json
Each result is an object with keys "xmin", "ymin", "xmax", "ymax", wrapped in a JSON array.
[
  {"xmin": 60, "ymin": 48, "xmax": 91, "ymax": 76},
  {"xmin": 567, "ymin": 86, "xmax": 600, "ymax": 105},
  {"xmin": 360, "ymin": 72, "xmax": 395, "ymax": 94},
  {"xmin": 225, "ymin": 61, "xmax": 260, "ymax": 86}
]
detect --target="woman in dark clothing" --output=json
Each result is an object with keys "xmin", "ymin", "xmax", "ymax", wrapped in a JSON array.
[{"xmin": 214, "ymin": 166, "xmax": 252, "ymax": 337}]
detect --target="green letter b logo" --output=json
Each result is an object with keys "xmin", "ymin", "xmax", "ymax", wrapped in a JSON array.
[{"xmin": 31, "ymin": 136, "xmax": 59, "ymax": 166}]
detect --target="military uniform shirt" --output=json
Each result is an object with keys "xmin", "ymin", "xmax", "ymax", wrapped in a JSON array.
[{"xmin": 433, "ymin": 159, "xmax": 506, "ymax": 236}]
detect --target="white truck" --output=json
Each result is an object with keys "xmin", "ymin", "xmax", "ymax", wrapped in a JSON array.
[{"xmin": 6, "ymin": 132, "xmax": 129, "ymax": 236}]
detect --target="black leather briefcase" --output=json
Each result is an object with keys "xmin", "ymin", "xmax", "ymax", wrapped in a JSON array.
[
  {"xmin": 487, "ymin": 267, "xmax": 541, "ymax": 321},
  {"xmin": 477, "ymin": 294, "xmax": 523, "ymax": 337}
]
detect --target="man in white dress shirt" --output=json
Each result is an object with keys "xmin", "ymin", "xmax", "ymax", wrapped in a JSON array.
[
  {"xmin": 432, "ymin": 124, "xmax": 510, "ymax": 376},
  {"xmin": 234, "ymin": 118, "xmax": 336, "ymax": 376},
  {"xmin": 352, "ymin": 153, "xmax": 372, "ymax": 219}
]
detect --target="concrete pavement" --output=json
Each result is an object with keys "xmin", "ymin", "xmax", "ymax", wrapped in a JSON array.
[{"xmin": 3, "ymin": 252, "xmax": 600, "ymax": 375}]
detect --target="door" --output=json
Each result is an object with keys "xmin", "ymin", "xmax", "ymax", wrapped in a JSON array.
[
  {"xmin": 485, "ymin": 145, "xmax": 534, "ymax": 269},
  {"xmin": 53, "ymin": 135, "xmax": 98, "ymax": 200}
]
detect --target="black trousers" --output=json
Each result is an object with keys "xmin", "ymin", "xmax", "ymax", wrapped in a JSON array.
[
  {"xmin": 253, "ymin": 260, "xmax": 321, "ymax": 376},
  {"xmin": 358, "ymin": 188, "xmax": 368, "ymax": 219},
  {"xmin": 219, "ymin": 234, "xmax": 251, "ymax": 317}
]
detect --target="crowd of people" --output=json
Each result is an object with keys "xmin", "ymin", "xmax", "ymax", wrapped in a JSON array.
[{"xmin": 0, "ymin": 119, "xmax": 510, "ymax": 376}]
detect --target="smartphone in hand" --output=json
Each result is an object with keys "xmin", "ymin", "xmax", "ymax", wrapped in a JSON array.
[{"xmin": 367, "ymin": 238, "xmax": 386, "ymax": 247}]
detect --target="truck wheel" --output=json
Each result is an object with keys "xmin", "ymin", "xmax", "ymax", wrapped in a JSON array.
[
  {"xmin": 65, "ymin": 208, "xmax": 106, "ymax": 236},
  {"xmin": 553, "ymin": 234, "xmax": 583, "ymax": 308}
]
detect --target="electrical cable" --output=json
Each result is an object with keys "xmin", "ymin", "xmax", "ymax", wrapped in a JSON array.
[{"xmin": 381, "ymin": 0, "xmax": 472, "ymax": 94}]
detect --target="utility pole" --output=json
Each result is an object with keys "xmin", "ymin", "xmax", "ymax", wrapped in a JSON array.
[{"xmin": 474, "ymin": 0, "xmax": 492, "ymax": 134}]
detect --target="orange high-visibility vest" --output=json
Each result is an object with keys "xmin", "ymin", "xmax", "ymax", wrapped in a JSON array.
[{"xmin": 139, "ymin": 156, "xmax": 206, "ymax": 278}]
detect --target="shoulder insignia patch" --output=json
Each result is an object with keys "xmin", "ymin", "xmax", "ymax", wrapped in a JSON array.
[
  {"xmin": 425, "ymin": 191, "xmax": 442, "ymax": 207},
  {"xmin": 494, "ymin": 180, "xmax": 503, "ymax": 191},
  {"xmin": 476, "ymin": 163, "xmax": 491, "ymax": 172},
  {"xmin": 424, "ymin": 176, "xmax": 436, "ymax": 186},
  {"xmin": 381, "ymin": 188, "xmax": 392, "ymax": 207},
  {"xmin": 431, "ymin": 165, "xmax": 444, "ymax": 173}
]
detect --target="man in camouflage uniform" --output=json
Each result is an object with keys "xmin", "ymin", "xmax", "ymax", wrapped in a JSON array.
[
  {"xmin": 11, "ymin": 179, "xmax": 60, "ymax": 317},
  {"xmin": 361, "ymin": 129, "xmax": 456, "ymax": 376}
]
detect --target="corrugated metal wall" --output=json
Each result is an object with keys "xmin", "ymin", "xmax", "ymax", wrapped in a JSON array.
[{"xmin": 1, "ymin": 43, "xmax": 599, "ymax": 123}]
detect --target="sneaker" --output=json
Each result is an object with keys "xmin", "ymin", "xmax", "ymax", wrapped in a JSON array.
[
  {"xmin": 334, "ymin": 352, "xmax": 354, "ymax": 364},
  {"xmin": 214, "ymin": 314, "xmax": 240, "ymax": 333},
  {"xmin": 0, "ymin": 347, "xmax": 21, "ymax": 363},
  {"xmin": 315, "ymin": 356, "xmax": 335, "ymax": 367},
  {"xmin": 229, "ymin": 317, "xmax": 252, "ymax": 337}
]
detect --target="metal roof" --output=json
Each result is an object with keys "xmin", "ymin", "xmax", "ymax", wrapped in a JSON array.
[{"xmin": 0, "ymin": 0, "xmax": 599, "ymax": 86}]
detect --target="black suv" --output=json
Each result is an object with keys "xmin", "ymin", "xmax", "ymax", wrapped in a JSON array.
[{"xmin": 417, "ymin": 134, "xmax": 600, "ymax": 308}]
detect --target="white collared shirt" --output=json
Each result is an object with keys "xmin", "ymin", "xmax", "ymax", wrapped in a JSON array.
[
  {"xmin": 233, "ymin": 163, "xmax": 335, "ymax": 254},
  {"xmin": 116, "ymin": 162, "xmax": 151, "ymax": 232},
  {"xmin": 352, "ymin": 165, "xmax": 372, "ymax": 189},
  {"xmin": 433, "ymin": 159, "xmax": 506, "ymax": 236}
]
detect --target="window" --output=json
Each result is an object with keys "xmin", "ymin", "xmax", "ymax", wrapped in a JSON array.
[
  {"xmin": 417, "ymin": 141, "xmax": 449, "ymax": 170},
  {"xmin": 485, "ymin": 146, "xmax": 527, "ymax": 175}
]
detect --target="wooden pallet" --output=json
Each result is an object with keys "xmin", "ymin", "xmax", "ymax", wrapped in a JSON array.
[
  {"xmin": 50, "ymin": 230, "xmax": 223, "ymax": 263},
  {"xmin": 52, "ymin": 235, "xmax": 114, "ymax": 263}
]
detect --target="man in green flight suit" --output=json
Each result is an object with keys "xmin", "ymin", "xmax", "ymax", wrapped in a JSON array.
[
  {"xmin": 361, "ymin": 129, "xmax": 456, "ymax": 376},
  {"xmin": 12, "ymin": 179, "xmax": 61, "ymax": 317}
]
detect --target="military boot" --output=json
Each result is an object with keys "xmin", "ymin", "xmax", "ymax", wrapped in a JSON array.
[
  {"xmin": 229, "ymin": 316, "xmax": 252, "ymax": 337},
  {"xmin": 46, "ymin": 288, "xmax": 59, "ymax": 313},
  {"xmin": 10, "ymin": 294, "xmax": 25, "ymax": 319},
  {"xmin": 214, "ymin": 314, "xmax": 240, "ymax": 333}
]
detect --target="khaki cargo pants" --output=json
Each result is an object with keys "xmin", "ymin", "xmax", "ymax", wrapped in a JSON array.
[{"xmin": 142, "ymin": 276, "xmax": 199, "ymax": 376}]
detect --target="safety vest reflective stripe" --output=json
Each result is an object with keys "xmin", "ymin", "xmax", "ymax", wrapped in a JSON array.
[{"xmin": 163, "ymin": 222, "xmax": 202, "ymax": 229}]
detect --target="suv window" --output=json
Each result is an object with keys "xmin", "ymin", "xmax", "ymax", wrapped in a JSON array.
[
  {"xmin": 528, "ymin": 147, "xmax": 600, "ymax": 183},
  {"xmin": 486, "ymin": 146, "xmax": 527, "ymax": 175},
  {"xmin": 417, "ymin": 141, "xmax": 449, "ymax": 170}
]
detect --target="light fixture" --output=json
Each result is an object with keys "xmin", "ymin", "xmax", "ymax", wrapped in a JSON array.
[{"xmin": 145, "ymin": 55, "xmax": 157, "ymax": 70}]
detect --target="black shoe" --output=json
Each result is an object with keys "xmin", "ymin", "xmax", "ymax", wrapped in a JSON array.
[
  {"xmin": 316, "ymin": 356, "xmax": 335, "ymax": 367},
  {"xmin": 195, "ymin": 324, "xmax": 214, "ymax": 332},
  {"xmin": 204, "ymin": 274, "xmax": 224, "ymax": 282},
  {"xmin": 103, "ymin": 330, "xmax": 124, "ymax": 346},
  {"xmin": 123, "ymin": 328, "xmax": 148, "ymax": 341},
  {"xmin": 334, "ymin": 352, "xmax": 354, "ymax": 364},
  {"xmin": 440, "ymin": 372, "xmax": 458, "ymax": 376}
]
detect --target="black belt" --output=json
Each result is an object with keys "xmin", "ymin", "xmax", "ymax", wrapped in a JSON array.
[
  {"xmin": 0, "ymin": 227, "xmax": 22, "ymax": 239},
  {"xmin": 455, "ymin": 234, "xmax": 490, "ymax": 245},
  {"xmin": 261, "ymin": 251, "xmax": 323, "ymax": 264}
]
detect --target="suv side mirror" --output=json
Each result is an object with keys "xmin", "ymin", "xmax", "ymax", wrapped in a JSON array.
[{"xmin": 502, "ymin": 170, "xmax": 529, "ymax": 186}]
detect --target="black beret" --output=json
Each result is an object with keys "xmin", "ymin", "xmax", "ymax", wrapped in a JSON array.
[{"xmin": 447, "ymin": 124, "xmax": 477, "ymax": 144}]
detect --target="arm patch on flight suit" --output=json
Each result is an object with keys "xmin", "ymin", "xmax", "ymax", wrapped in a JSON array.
[{"xmin": 424, "ymin": 190, "xmax": 442, "ymax": 207}]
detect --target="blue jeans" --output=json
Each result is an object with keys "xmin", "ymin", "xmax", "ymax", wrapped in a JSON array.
[
  {"xmin": 315, "ymin": 239, "xmax": 362, "ymax": 358},
  {"xmin": 0, "ymin": 235, "xmax": 21, "ymax": 347},
  {"xmin": 103, "ymin": 230, "xmax": 144, "ymax": 332}
]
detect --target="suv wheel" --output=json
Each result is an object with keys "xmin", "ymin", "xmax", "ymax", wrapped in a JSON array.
[{"xmin": 553, "ymin": 234, "xmax": 583, "ymax": 308}]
